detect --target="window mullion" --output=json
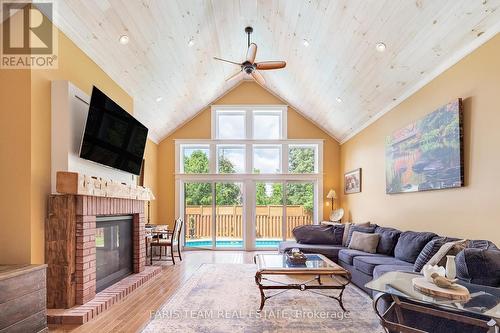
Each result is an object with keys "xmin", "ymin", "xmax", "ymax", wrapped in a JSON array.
[{"xmin": 282, "ymin": 143, "xmax": 289, "ymax": 174}]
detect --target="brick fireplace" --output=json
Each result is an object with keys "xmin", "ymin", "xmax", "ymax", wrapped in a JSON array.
[{"xmin": 46, "ymin": 195, "xmax": 146, "ymax": 308}]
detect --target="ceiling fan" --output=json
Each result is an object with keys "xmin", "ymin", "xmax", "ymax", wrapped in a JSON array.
[{"xmin": 214, "ymin": 27, "xmax": 286, "ymax": 85}]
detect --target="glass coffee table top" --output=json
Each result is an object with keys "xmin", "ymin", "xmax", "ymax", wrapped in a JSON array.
[
  {"xmin": 255, "ymin": 253, "xmax": 346, "ymax": 274},
  {"xmin": 366, "ymin": 271, "xmax": 500, "ymax": 320}
]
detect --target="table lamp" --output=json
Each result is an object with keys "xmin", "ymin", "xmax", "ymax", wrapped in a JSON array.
[{"xmin": 326, "ymin": 189, "xmax": 336, "ymax": 210}]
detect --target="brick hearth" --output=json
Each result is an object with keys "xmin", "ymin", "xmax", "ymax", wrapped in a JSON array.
[{"xmin": 47, "ymin": 266, "xmax": 161, "ymax": 325}]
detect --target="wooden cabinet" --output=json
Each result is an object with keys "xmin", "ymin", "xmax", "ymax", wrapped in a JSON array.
[{"xmin": 0, "ymin": 265, "xmax": 48, "ymax": 333}]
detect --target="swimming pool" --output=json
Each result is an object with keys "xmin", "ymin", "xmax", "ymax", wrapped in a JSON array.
[{"xmin": 185, "ymin": 239, "xmax": 280, "ymax": 248}]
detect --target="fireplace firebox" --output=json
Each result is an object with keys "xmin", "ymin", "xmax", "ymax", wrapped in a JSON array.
[{"xmin": 95, "ymin": 215, "xmax": 133, "ymax": 292}]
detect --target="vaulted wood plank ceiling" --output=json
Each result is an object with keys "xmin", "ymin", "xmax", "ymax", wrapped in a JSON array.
[{"xmin": 51, "ymin": 0, "xmax": 500, "ymax": 143}]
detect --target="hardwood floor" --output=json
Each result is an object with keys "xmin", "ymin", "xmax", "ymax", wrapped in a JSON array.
[{"xmin": 48, "ymin": 251, "xmax": 269, "ymax": 333}]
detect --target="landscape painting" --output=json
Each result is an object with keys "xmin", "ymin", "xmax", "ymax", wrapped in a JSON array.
[{"xmin": 385, "ymin": 99, "xmax": 464, "ymax": 194}]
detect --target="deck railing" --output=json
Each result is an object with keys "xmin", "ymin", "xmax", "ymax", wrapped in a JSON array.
[{"xmin": 185, "ymin": 205, "xmax": 312, "ymax": 240}]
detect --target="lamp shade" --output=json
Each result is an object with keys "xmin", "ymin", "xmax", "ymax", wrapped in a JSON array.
[{"xmin": 326, "ymin": 189, "xmax": 337, "ymax": 199}]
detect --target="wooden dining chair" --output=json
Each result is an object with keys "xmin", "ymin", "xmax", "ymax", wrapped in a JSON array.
[{"xmin": 150, "ymin": 218, "xmax": 184, "ymax": 265}]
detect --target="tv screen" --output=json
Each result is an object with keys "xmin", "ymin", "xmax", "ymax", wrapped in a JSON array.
[{"xmin": 79, "ymin": 86, "xmax": 148, "ymax": 175}]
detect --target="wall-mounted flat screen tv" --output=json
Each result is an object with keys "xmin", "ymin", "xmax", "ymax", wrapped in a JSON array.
[{"xmin": 79, "ymin": 86, "xmax": 148, "ymax": 175}]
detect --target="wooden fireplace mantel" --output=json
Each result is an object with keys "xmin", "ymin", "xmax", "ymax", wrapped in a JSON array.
[{"xmin": 56, "ymin": 171, "xmax": 155, "ymax": 201}]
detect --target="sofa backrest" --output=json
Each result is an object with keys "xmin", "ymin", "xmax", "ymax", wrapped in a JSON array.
[{"xmin": 374, "ymin": 226, "xmax": 401, "ymax": 255}]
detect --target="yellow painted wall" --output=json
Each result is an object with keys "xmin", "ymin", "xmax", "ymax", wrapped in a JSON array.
[
  {"xmin": 340, "ymin": 34, "xmax": 500, "ymax": 245},
  {"xmin": 1, "ymin": 21, "xmax": 158, "ymax": 264},
  {"xmin": 0, "ymin": 68, "xmax": 32, "ymax": 264},
  {"xmin": 157, "ymin": 81, "xmax": 341, "ymax": 227},
  {"xmin": 143, "ymin": 139, "xmax": 158, "ymax": 224}
]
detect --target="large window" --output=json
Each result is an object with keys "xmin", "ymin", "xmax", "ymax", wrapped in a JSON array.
[{"xmin": 176, "ymin": 105, "xmax": 324, "ymax": 250}]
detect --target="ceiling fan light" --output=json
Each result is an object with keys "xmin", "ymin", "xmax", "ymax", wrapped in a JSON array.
[
  {"xmin": 302, "ymin": 39, "xmax": 310, "ymax": 47},
  {"xmin": 188, "ymin": 38, "xmax": 195, "ymax": 47},
  {"xmin": 336, "ymin": 97, "xmax": 343, "ymax": 103}
]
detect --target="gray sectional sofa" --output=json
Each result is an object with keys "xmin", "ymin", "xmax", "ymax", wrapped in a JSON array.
[{"xmin": 278, "ymin": 223, "xmax": 500, "ymax": 332}]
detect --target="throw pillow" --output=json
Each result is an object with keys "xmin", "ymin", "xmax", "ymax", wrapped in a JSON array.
[
  {"xmin": 375, "ymin": 226, "xmax": 402, "ymax": 255},
  {"xmin": 426, "ymin": 239, "xmax": 468, "ymax": 267},
  {"xmin": 456, "ymin": 248, "xmax": 500, "ymax": 287},
  {"xmin": 346, "ymin": 224, "xmax": 376, "ymax": 247},
  {"xmin": 342, "ymin": 222, "xmax": 371, "ymax": 246},
  {"xmin": 348, "ymin": 231, "xmax": 380, "ymax": 254},
  {"xmin": 342, "ymin": 223, "xmax": 352, "ymax": 246},
  {"xmin": 292, "ymin": 224, "xmax": 344, "ymax": 245},
  {"xmin": 393, "ymin": 231, "xmax": 437, "ymax": 263},
  {"xmin": 413, "ymin": 237, "xmax": 460, "ymax": 272}
]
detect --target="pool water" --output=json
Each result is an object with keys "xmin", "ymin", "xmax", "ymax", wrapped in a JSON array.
[{"xmin": 185, "ymin": 239, "xmax": 280, "ymax": 248}]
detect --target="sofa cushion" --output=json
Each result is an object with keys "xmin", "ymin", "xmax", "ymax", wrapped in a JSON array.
[
  {"xmin": 346, "ymin": 225, "xmax": 376, "ymax": 247},
  {"xmin": 278, "ymin": 241, "xmax": 345, "ymax": 260},
  {"xmin": 394, "ymin": 231, "xmax": 438, "ymax": 263},
  {"xmin": 375, "ymin": 226, "xmax": 402, "ymax": 255},
  {"xmin": 292, "ymin": 224, "xmax": 344, "ymax": 245},
  {"xmin": 372, "ymin": 264, "xmax": 417, "ymax": 280},
  {"xmin": 338, "ymin": 249, "xmax": 386, "ymax": 265},
  {"xmin": 348, "ymin": 232, "xmax": 380, "ymax": 253},
  {"xmin": 353, "ymin": 256, "xmax": 412, "ymax": 276},
  {"xmin": 456, "ymin": 248, "xmax": 500, "ymax": 287}
]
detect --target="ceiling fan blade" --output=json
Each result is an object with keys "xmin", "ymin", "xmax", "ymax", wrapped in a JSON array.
[
  {"xmin": 225, "ymin": 70, "xmax": 245, "ymax": 82},
  {"xmin": 246, "ymin": 43, "xmax": 257, "ymax": 63},
  {"xmin": 256, "ymin": 61, "xmax": 286, "ymax": 70},
  {"xmin": 213, "ymin": 57, "xmax": 242, "ymax": 66},
  {"xmin": 251, "ymin": 70, "xmax": 266, "ymax": 85}
]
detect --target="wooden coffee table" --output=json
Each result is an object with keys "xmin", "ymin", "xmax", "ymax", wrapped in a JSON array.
[{"xmin": 253, "ymin": 253, "xmax": 351, "ymax": 312}]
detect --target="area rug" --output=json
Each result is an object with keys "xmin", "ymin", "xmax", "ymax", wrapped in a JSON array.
[{"xmin": 143, "ymin": 264, "xmax": 383, "ymax": 333}]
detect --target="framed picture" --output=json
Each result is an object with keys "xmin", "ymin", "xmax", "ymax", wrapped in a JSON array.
[
  {"xmin": 344, "ymin": 168, "xmax": 362, "ymax": 194},
  {"xmin": 385, "ymin": 99, "xmax": 464, "ymax": 194}
]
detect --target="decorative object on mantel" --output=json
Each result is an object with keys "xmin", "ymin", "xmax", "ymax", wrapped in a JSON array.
[
  {"xmin": 385, "ymin": 98, "xmax": 464, "ymax": 194},
  {"xmin": 422, "ymin": 264, "xmax": 446, "ymax": 282},
  {"xmin": 412, "ymin": 276, "xmax": 470, "ymax": 301},
  {"xmin": 344, "ymin": 168, "xmax": 362, "ymax": 194},
  {"xmin": 56, "ymin": 171, "xmax": 154, "ymax": 200}
]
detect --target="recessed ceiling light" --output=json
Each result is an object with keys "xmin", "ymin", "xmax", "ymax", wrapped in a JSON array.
[
  {"xmin": 188, "ymin": 38, "xmax": 195, "ymax": 47},
  {"xmin": 155, "ymin": 96, "xmax": 163, "ymax": 102},
  {"xmin": 375, "ymin": 42, "xmax": 386, "ymax": 52},
  {"xmin": 336, "ymin": 97, "xmax": 343, "ymax": 103},
  {"xmin": 119, "ymin": 35, "xmax": 129, "ymax": 45},
  {"xmin": 302, "ymin": 39, "xmax": 310, "ymax": 47}
]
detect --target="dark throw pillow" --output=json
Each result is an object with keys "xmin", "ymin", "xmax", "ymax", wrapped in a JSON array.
[
  {"xmin": 346, "ymin": 225, "xmax": 376, "ymax": 247},
  {"xmin": 456, "ymin": 248, "xmax": 500, "ymax": 287},
  {"xmin": 394, "ymin": 231, "xmax": 437, "ymax": 264},
  {"xmin": 292, "ymin": 224, "xmax": 344, "ymax": 245},
  {"xmin": 375, "ymin": 226, "xmax": 402, "ymax": 255},
  {"xmin": 413, "ymin": 237, "xmax": 448, "ymax": 272}
]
